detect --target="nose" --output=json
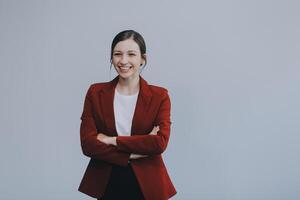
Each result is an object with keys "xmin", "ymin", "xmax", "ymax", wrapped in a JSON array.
[{"xmin": 120, "ymin": 55, "xmax": 128, "ymax": 64}]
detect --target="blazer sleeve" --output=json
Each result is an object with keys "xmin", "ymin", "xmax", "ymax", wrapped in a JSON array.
[
  {"xmin": 116, "ymin": 90, "xmax": 172, "ymax": 155},
  {"xmin": 80, "ymin": 86, "xmax": 130, "ymax": 166}
]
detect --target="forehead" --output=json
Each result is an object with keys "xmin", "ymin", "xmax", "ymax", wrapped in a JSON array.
[{"xmin": 113, "ymin": 39, "xmax": 140, "ymax": 52}]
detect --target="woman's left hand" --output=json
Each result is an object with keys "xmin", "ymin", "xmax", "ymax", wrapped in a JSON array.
[{"xmin": 97, "ymin": 133, "xmax": 117, "ymax": 146}]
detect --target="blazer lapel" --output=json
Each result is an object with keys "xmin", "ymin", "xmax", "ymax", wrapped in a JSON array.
[
  {"xmin": 131, "ymin": 75, "xmax": 152, "ymax": 135},
  {"xmin": 99, "ymin": 75, "xmax": 152, "ymax": 136},
  {"xmin": 98, "ymin": 76, "xmax": 118, "ymax": 136}
]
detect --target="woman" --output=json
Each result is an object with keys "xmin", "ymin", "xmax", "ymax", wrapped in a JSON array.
[{"xmin": 78, "ymin": 30, "xmax": 177, "ymax": 200}]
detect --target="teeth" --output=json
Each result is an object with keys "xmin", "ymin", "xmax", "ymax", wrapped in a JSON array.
[{"xmin": 119, "ymin": 66, "xmax": 131, "ymax": 73}]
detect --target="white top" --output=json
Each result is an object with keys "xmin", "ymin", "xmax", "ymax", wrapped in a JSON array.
[{"xmin": 113, "ymin": 87, "xmax": 139, "ymax": 136}]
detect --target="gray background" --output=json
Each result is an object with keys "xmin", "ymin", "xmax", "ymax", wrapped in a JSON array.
[{"xmin": 0, "ymin": 0, "xmax": 299, "ymax": 199}]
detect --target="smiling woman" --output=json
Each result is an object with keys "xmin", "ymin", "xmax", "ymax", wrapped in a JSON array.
[
  {"xmin": 78, "ymin": 30, "xmax": 177, "ymax": 200},
  {"xmin": 110, "ymin": 30, "xmax": 147, "ymax": 86},
  {"xmin": 112, "ymin": 39, "xmax": 145, "ymax": 81}
]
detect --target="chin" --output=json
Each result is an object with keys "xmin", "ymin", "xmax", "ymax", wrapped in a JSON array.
[
  {"xmin": 118, "ymin": 72, "xmax": 138, "ymax": 79},
  {"xmin": 118, "ymin": 73, "xmax": 132, "ymax": 78}
]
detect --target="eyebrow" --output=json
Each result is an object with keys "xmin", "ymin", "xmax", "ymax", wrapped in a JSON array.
[{"xmin": 113, "ymin": 50, "xmax": 138, "ymax": 53}]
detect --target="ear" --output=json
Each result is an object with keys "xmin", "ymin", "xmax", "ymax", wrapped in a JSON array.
[{"xmin": 142, "ymin": 53, "xmax": 147, "ymax": 65}]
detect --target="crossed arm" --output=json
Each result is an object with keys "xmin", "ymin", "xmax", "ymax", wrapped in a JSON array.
[
  {"xmin": 80, "ymin": 86, "xmax": 171, "ymax": 167},
  {"xmin": 97, "ymin": 125, "xmax": 160, "ymax": 159}
]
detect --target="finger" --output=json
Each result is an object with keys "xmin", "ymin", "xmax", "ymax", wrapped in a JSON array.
[{"xmin": 152, "ymin": 127, "xmax": 158, "ymax": 133}]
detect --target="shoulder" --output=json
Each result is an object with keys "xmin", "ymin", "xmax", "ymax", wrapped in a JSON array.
[
  {"xmin": 84, "ymin": 81, "xmax": 110, "ymax": 96},
  {"xmin": 89, "ymin": 82, "xmax": 109, "ymax": 91},
  {"xmin": 148, "ymin": 84, "xmax": 169, "ymax": 99},
  {"xmin": 141, "ymin": 76, "xmax": 169, "ymax": 98},
  {"xmin": 149, "ymin": 84, "xmax": 168, "ymax": 93}
]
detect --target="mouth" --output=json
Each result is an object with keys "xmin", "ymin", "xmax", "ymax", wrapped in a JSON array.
[{"xmin": 118, "ymin": 66, "xmax": 133, "ymax": 73}]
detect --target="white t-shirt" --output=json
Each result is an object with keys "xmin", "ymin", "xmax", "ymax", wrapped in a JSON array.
[{"xmin": 113, "ymin": 87, "xmax": 139, "ymax": 136}]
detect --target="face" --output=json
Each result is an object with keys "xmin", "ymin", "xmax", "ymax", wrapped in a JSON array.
[{"xmin": 112, "ymin": 39, "xmax": 145, "ymax": 80}]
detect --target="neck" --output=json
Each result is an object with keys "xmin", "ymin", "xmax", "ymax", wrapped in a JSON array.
[{"xmin": 116, "ymin": 75, "xmax": 140, "ymax": 95}]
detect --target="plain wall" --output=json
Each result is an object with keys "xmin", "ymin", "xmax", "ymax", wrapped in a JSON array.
[{"xmin": 0, "ymin": 0, "xmax": 299, "ymax": 199}]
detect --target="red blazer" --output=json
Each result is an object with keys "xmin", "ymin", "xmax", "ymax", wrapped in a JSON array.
[{"xmin": 78, "ymin": 75, "xmax": 177, "ymax": 200}]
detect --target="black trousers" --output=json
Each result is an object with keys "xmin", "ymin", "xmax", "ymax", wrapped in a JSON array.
[{"xmin": 99, "ymin": 163, "xmax": 145, "ymax": 200}]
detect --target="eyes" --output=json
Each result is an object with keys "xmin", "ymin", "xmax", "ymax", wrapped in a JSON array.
[{"xmin": 113, "ymin": 53, "xmax": 137, "ymax": 57}]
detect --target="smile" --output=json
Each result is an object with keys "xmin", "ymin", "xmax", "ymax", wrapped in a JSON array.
[{"xmin": 119, "ymin": 66, "xmax": 132, "ymax": 72}]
